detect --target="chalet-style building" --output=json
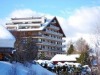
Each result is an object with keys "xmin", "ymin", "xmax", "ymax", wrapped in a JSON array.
[
  {"xmin": 6, "ymin": 16, "xmax": 66, "ymax": 59},
  {"xmin": 0, "ymin": 25, "xmax": 15, "ymax": 60}
]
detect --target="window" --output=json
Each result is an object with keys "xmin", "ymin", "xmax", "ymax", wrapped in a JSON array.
[
  {"xmin": 42, "ymin": 39, "xmax": 45, "ymax": 42},
  {"xmin": 25, "ymin": 22, "xmax": 28, "ymax": 24},
  {"xmin": 14, "ymin": 22, "xmax": 23, "ymax": 24},
  {"xmin": 38, "ymin": 39, "xmax": 41, "ymax": 42},
  {"xmin": 43, "ymin": 46, "xmax": 45, "ymax": 48},
  {"xmin": 39, "ymin": 45, "xmax": 41, "ymax": 48}
]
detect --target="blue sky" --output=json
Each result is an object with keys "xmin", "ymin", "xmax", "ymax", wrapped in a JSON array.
[
  {"xmin": 0, "ymin": 0, "xmax": 100, "ymax": 18},
  {"xmin": 0, "ymin": 0, "xmax": 100, "ymax": 46}
]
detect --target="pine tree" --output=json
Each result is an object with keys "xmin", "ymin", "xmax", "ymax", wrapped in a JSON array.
[
  {"xmin": 67, "ymin": 44, "xmax": 74, "ymax": 55},
  {"xmin": 39, "ymin": 52, "xmax": 45, "ymax": 60},
  {"xmin": 76, "ymin": 45, "xmax": 90, "ymax": 65}
]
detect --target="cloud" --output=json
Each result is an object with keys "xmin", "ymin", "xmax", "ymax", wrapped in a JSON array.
[
  {"xmin": 59, "ymin": 6, "xmax": 100, "ymax": 47},
  {"xmin": 67, "ymin": 6, "xmax": 100, "ymax": 32},
  {"xmin": 9, "ymin": 9, "xmax": 42, "ymax": 18},
  {"xmin": 1, "ymin": 7, "xmax": 100, "ymax": 46},
  {"xmin": 7, "ymin": 9, "xmax": 59, "ymax": 20},
  {"xmin": 0, "ymin": 19, "xmax": 8, "ymax": 26},
  {"xmin": 66, "ymin": 6, "xmax": 100, "ymax": 37},
  {"xmin": 6, "ymin": 9, "xmax": 67, "ymax": 31}
]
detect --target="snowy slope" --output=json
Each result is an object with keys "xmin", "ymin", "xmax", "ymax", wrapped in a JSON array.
[
  {"xmin": 0, "ymin": 61, "xmax": 56, "ymax": 75},
  {"xmin": 0, "ymin": 25, "xmax": 15, "ymax": 47},
  {"xmin": 0, "ymin": 62, "xmax": 12, "ymax": 75}
]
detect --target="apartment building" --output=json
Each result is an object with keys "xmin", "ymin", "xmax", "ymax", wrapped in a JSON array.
[{"xmin": 6, "ymin": 16, "xmax": 66, "ymax": 59}]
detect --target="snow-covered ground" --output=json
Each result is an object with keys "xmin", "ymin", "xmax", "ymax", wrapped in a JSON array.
[{"xmin": 0, "ymin": 61, "xmax": 56, "ymax": 75}]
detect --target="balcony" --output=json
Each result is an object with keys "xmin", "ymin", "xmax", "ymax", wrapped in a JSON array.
[
  {"xmin": 49, "ymin": 25, "xmax": 60, "ymax": 30},
  {"xmin": 32, "ymin": 34, "xmax": 65, "ymax": 43},
  {"xmin": 42, "ymin": 35, "xmax": 64, "ymax": 42},
  {"xmin": 18, "ymin": 23, "xmax": 41, "ymax": 27},
  {"xmin": 56, "ymin": 45, "xmax": 66, "ymax": 48},
  {"xmin": 17, "ymin": 24, "xmax": 41, "ymax": 30},
  {"xmin": 62, "ymin": 39, "xmax": 66, "ymax": 42},
  {"xmin": 37, "ymin": 41, "xmax": 65, "ymax": 48},
  {"xmin": 6, "ymin": 25, "xmax": 18, "ymax": 30},
  {"xmin": 44, "ymin": 29, "xmax": 63, "ymax": 36},
  {"xmin": 38, "ymin": 47, "xmax": 63, "ymax": 51},
  {"xmin": 12, "ymin": 19, "xmax": 43, "ymax": 23}
]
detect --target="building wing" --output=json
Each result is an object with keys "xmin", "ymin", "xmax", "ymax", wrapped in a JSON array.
[{"xmin": 43, "ymin": 17, "xmax": 66, "ymax": 37}]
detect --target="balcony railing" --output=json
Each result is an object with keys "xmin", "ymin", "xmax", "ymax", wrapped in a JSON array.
[
  {"xmin": 6, "ymin": 25, "xmax": 18, "ymax": 30},
  {"xmin": 38, "ymin": 48, "xmax": 62, "ymax": 52},
  {"xmin": 44, "ymin": 29, "xmax": 63, "ymax": 36},
  {"xmin": 12, "ymin": 19, "xmax": 43, "ymax": 23},
  {"xmin": 37, "ymin": 41, "xmax": 65, "ymax": 48},
  {"xmin": 49, "ymin": 25, "xmax": 59, "ymax": 30},
  {"xmin": 42, "ymin": 35, "xmax": 63, "ymax": 42},
  {"xmin": 18, "ymin": 23, "xmax": 41, "ymax": 27},
  {"xmin": 18, "ymin": 24, "xmax": 41, "ymax": 29}
]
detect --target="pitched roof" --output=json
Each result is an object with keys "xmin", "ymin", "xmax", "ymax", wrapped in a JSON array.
[
  {"xmin": 43, "ymin": 17, "xmax": 66, "ymax": 37},
  {"xmin": 50, "ymin": 54, "xmax": 80, "ymax": 62}
]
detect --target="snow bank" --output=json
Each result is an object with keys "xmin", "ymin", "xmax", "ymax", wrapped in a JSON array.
[
  {"xmin": 0, "ymin": 61, "xmax": 12, "ymax": 75},
  {"xmin": 0, "ymin": 61, "xmax": 56, "ymax": 75},
  {"xmin": 31, "ymin": 64, "xmax": 55, "ymax": 75}
]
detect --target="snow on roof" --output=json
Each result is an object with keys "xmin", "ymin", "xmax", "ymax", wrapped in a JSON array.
[
  {"xmin": 0, "ymin": 25, "xmax": 15, "ymax": 47},
  {"xmin": 50, "ymin": 54, "xmax": 80, "ymax": 62}
]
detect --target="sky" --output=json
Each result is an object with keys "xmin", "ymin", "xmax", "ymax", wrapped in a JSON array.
[{"xmin": 0, "ymin": 0, "xmax": 100, "ymax": 46}]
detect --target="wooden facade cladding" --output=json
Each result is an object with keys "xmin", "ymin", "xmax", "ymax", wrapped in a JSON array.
[{"xmin": 11, "ymin": 31, "xmax": 39, "ymax": 38}]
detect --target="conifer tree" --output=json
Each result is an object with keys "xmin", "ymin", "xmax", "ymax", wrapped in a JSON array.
[
  {"xmin": 76, "ymin": 44, "xmax": 90, "ymax": 65},
  {"xmin": 67, "ymin": 44, "xmax": 74, "ymax": 55},
  {"xmin": 39, "ymin": 52, "xmax": 45, "ymax": 59}
]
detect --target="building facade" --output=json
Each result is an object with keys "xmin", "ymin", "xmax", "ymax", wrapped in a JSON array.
[{"xmin": 6, "ymin": 16, "xmax": 66, "ymax": 59}]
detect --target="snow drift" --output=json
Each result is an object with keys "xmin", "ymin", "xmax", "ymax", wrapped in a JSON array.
[{"xmin": 0, "ymin": 61, "xmax": 56, "ymax": 75}]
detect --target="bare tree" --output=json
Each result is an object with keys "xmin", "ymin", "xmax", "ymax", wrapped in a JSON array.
[
  {"xmin": 13, "ymin": 37, "xmax": 38, "ymax": 63},
  {"xmin": 24, "ymin": 37, "xmax": 38, "ymax": 62},
  {"xmin": 75, "ymin": 38, "xmax": 89, "ymax": 53},
  {"xmin": 92, "ymin": 25, "xmax": 100, "ymax": 74}
]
